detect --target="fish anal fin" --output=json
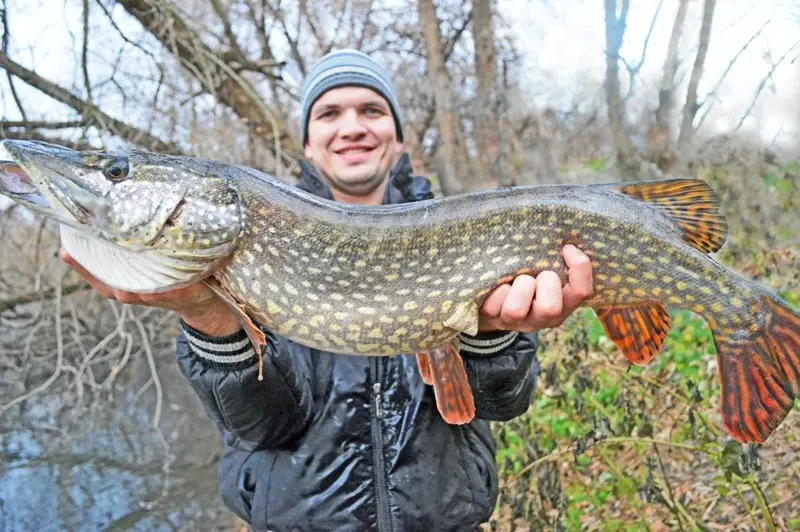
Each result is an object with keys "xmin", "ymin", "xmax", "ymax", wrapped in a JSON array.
[
  {"xmin": 594, "ymin": 302, "xmax": 671, "ymax": 365},
  {"xmin": 204, "ymin": 276, "xmax": 268, "ymax": 380},
  {"xmin": 416, "ymin": 352, "xmax": 434, "ymax": 385},
  {"xmin": 618, "ymin": 179, "xmax": 728, "ymax": 253},
  {"xmin": 425, "ymin": 341, "xmax": 475, "ymax": 425},
  {"xmin": 443, "ymin": 300, "xmax": 480, "ymax": 336},
  {"xmin": 713, "ymin": 295, "xmax": 800, "ymax": 443}
]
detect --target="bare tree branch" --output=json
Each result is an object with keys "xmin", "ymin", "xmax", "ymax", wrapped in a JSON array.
[
  {"xmin": 115, "ymin": 0, "xmax": 296, "ymax": 153},
  {"xmin": 82, "ymin": 0, "xmax": 93, "ymax": 103},
  {"xmin": 1, "ymin": 120, "xmax": 87, "ymax": 129},
  {"xmin": 622, "ymin": 0, "xmax": 663, "ymax": 102},
  {"xmin": 0, "ymin": 53, "xmax": 180, "ymax": 153},
  {"xmin": 734, "ymin": 38, "xmax": 800, "ymax": 132},
  {"xmin": 695, "ymin": 20, "xmax": 768, "ymax": 130},
  {"xmin": 1, "ymin": 0, "xmax": 26, "ymax": 121}
]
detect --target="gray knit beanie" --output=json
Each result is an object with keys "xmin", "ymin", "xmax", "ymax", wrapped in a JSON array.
[{"xmin": 299, "ymin": 49, "xmax": 403, "ymax": 145}]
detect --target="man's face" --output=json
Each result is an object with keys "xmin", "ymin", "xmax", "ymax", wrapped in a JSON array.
[{"xmin": 304, "ymin": 86, "xmax": 404, "ymax": 204}]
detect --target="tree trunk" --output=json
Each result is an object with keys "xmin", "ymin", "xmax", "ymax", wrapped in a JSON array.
[
  {"xmin": 472, "ymin": 0, "xmax": 501, "ymax": 187},
  {"xmin": 651, "ymin": 0, "xmax": 688, "ymax": 173},
  {"xmin": 603, "ymin": 0, "xmax": 641, "ymax": 178},
  {"xmin": 417, "ymin": 0, "xmax": 464, "ymax": 196},
  {"xmin": 677, "ymin": 0, "xmax": 717, "ymax": 158}
]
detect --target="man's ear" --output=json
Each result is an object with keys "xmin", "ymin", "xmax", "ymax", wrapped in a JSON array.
[
  {"xmin": 304, "ymin": 143, "xmax": 313, "ymax": 160},
  {"xmin": 394, "ymin": 141, "xmax": 404, "ymax": 155}
]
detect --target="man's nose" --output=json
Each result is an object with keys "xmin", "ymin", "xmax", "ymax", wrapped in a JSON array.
[{"xmin": 338, "ymin": 109, "xmax": 367, "ymax": 138}]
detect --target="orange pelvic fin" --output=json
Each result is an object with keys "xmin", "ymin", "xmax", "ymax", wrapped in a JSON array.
[
  {"xmin": 714, "ymin": 295, "xmax": 800, "ymax": 443},
  {"xmin": 594, "ymin": 302, "xmax": 671, "ymax": 365},
  {"xmin": 422, "ymin": 342, "xmax": 476, "ymax": 425},
  {"xmin": 204, "ymin": 276, "xmax": 268, "ymax": 381},
  {"xmin": 416, "ymin": 352, "xmax": 434, "ymax": 385},
  {"xmin": 618, "ymin": 179, "xmax": 728, "ymax": 253}
]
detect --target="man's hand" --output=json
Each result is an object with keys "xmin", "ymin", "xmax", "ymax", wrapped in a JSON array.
[
  {"xmin": 478, "ymin": 244, "xmax": 593, "ymax": 333},
  {"xmin": 60, "ymin": 248, "xmax": 241, "ymax": 337}
]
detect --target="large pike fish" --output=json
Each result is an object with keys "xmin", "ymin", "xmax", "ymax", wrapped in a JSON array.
[{"xmin": 1, "ymin": 140, "xmax": 798, "ymax": 443}]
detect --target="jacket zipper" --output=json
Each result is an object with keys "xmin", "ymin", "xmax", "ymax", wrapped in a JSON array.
[{"xmin": 371, "ymin": 358, "xmax": 392, "ymax": 532}]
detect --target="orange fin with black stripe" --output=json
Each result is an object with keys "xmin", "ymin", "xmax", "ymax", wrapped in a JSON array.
[
  {"xmin": 713, "ymin": 295, "xmax": 800, "ymax": 443},
  {"xmin": 423, "ymin": 342, "xmax": 475, "ymax": 425},
  {"xmin": 595, "ymin": 302, "xmax": 671, "ymax": 365},
  {"xmin": 416, "ymin": 351, "xmax": 434, "ymax": 385},
  {"xmin": 618, "ymin": 179, "xmax": 728, "ymax": 253}
]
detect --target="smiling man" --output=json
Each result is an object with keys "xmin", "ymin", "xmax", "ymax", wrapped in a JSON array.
[{"xmin": 61, "ymin": 49, "xmax": 593, "ymax": 530}]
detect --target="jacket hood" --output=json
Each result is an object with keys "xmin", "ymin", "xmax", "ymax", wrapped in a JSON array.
[{"xmin": 296, "ymin": 153, "xmax": 434, "ymax": 205}]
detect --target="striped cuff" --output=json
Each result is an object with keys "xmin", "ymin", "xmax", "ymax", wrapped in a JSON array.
[
  {"xmin": 458, "ymin": 331, "xmax": 519, "ymax": 356},
  {"xmin": 180, "ymin": 320, "xmax": 257, "ymax": 365}
]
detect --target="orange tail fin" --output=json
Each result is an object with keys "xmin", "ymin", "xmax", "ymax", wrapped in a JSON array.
[
  {"xmin": 421, "ymin": 342, "xmax": 476, "ymax": 425},
  {"xmin": 714, "ymin": 295, "xmax": 800, "ymax": 443}
]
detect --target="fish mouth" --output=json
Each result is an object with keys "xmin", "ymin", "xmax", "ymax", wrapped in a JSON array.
[{"xmin": 1, "ymin": 140, "xmax": 99, "ymax": 225}]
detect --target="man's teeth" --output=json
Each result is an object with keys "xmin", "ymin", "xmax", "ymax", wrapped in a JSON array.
[{"xmin": 339, "ymin": 148, "xmax": 370, "ymax": 154}]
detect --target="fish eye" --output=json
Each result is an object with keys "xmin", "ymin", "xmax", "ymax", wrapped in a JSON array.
[{"xmin": 103, "ymin": 158, "xmax": 130, "ymax": 181}]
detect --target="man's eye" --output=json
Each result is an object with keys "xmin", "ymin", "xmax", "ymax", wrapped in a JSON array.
[
  {"xmin": 364, "ymin": 107, "xmax": 383, "ymax": 116},
  {"xmin": 319, "ymin": 110, "xmax": 338, "ymax": 119}
]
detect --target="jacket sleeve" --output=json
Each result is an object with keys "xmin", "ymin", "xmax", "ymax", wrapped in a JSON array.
[
  {"xmin": 458, "ymin": 330, "xmax": 540, "ymax": 422},
  {"xmin": 175, "ymin": 321, "xmax": 314, "ymax": 451}
]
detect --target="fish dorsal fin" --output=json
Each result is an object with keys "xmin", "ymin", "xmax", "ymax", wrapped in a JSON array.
[
  {"xmin": 618, "ymin": 179, "xmax": 728, "ymax": 253},
  {"xmin": 594, "ymin": 302, "xmax": 672, "ymax": 365}
]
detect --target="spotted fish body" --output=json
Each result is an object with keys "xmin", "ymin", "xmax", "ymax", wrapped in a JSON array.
[{"xmin": 1, "ymin": 140, "xmax": 798, "ymax": 444}]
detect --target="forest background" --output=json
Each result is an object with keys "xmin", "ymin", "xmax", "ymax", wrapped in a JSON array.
[{"xmin": 0, "ymin": 0, "xmax": 798, "ymax": 529}]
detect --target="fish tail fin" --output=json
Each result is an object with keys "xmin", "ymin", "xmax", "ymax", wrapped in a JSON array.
[
  {"xmin": 421, "ymin": 342, "xmax": 475, "ymax": 425},
  {"xmin": 713, "ymin": 295, "xmax": 800, "ymax": 443}
]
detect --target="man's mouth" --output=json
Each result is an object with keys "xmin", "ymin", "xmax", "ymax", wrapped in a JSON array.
[{"xmin": 334, "ymin": 146, "xmax": 376, "ymax": 164}]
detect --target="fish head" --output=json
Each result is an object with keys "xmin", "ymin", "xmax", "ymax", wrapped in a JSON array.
[
  {"xmin": 0, "ymin": 140, "xmax": 244, "ymax": 292},
  {"xmin": 1, "ymin": 140, "xmax": 243, "ymax": 248}
]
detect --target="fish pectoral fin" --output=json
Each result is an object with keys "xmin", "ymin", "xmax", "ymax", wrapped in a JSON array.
[
  {"xmin": 416, "ymin": 352, "xmax": 434, "ymax": 385},
  {"xmin": 424, "ymin": 341, "xmax": 476, "ymax": 425},
  {"xmin": 594, "ymin": 302, "xmax": 671, "ymax": 365},
  {"xmin": 713, "ymin": 295, "xmax": 800, "ymax": 443},
  {"xmin": 443, "ymin": 300, "xmax": 480, "ymax": 336},
  {"xmin": 617, "ymin": 179, "xmax": 728, "ymax": 253},
  {"xmin": 204, "ymin": 276, "xmax": 268, "ymax": 381}
]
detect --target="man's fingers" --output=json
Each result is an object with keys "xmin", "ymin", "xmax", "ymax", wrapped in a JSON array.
[
  {"xmin": 562, "ymin": 244, "xmax": 594, "ymax": 311},
  {"xmin": 529, "ymin": 271, "xmax": 563, "ymax": 324},
  {"xmin": 500, "ymin": 275, "xmax": 536, "ymax": 322},
  {"xmin": 480, "ymin": 283, "xmax": 511, "ymax": 318}
]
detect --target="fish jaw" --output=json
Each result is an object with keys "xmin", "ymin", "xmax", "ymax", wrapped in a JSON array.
[{"xmin": 2, "ymin": 140, "xmax": 106, "ymax": 225}]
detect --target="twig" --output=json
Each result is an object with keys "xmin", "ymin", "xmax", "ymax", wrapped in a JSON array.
[
  {"xmin": 131, "ymin": 312, "xmax": 163, "ymax": 431},
  {"xmin": 734, "ymin": 38, "xmax": 800, "ymax": 132},
  {"xmin": 597, "ymin": 446, "xmax": 653, "ymax": 532},
  {"xmin": 732, "ymin": 481, "xmax": 760, "ymax": 531},
  {"xmin": 0, "ymin": 275, "xmax": 64, "ymax": 417},
  {"xmin": 512, "ymin": 436, "xmax": 703, "ymax": 480},
  {"xmin": 746, "ymin": 477, "xmax": 776, "ymax": 532}
]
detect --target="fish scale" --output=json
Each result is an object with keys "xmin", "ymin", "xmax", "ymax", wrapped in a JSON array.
[{"xmin": 1, "ymin": 139, "xmax": 798, "ymax": 444}]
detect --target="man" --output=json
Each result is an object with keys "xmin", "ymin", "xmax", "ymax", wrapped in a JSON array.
[{"xmin": 62, "ymin": 49, "xmax": 593, "ymax": 530}]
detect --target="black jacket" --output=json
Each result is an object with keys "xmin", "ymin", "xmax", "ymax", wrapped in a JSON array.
[{"xmin": 175, "ymin": 155, "xmax": 541, "ymax": 531}]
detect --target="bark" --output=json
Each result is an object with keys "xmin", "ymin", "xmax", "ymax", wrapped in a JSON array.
[
  {"xmin": 603, "ymin": 0, "xmax": 641, "ymax": 177},
  {"xmin": 417, "ymin": 0, "xmax": 464, "ymax": 196},
  {"xmin": 0, "ymin": 53, "xmax": 179, "ymax": 153},
  {"xmin": 472, "ymin": 0, "xmax": 501, "ymax": 186},
  {"xmin": 651, "ymin": 0, "xmax": 688, "ymax": 172},
  {"xmin": 116, "ymin": 0, "xmax": 296, "ymax": 153},
  {"xmin": 677, "ymin": 0, "xmax": 716, "ymax": 157}
]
